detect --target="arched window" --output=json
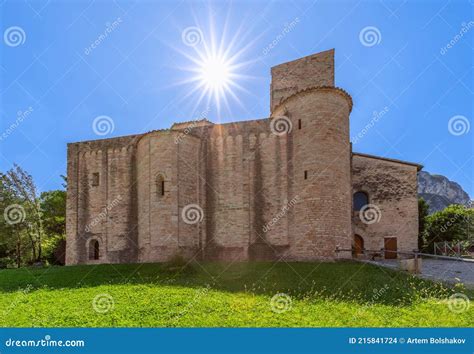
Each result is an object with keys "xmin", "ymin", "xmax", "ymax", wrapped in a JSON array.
[
  {"xmin": 353, "ymin": 191, "xmax": 369, "ymax": 211},
  {"xmin": 89, "ymin": 240, "xmax": 100, "ymax": 260},
  {"xmin": 156, "ymin": 174, "xmax": 165, "ymax": 197}
]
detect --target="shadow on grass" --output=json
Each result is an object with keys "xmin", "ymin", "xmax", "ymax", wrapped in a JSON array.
[{"xmin": 0, "ymin": 260, "xmax": 463, "ymax": 306}]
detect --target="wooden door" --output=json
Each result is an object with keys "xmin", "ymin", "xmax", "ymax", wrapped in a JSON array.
[
  {"xmin": 354, "ymin": 235, "xmax": 364, "ymax": 256},
  {"xmin": 384, "ymin": 237, "xmax": 397, "ymax": 259}
]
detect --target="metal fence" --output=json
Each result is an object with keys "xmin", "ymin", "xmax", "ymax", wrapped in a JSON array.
[
  {"xmin": 336, "ymin": 246, "xmax": 473, "ymax": 261},
  {"xmin": 433, "ymin": 241, "xmax": 472, "ymax": 257}
]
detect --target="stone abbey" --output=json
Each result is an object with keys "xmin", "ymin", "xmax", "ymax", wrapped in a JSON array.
[{"xmin": 66, "ymin": 49, "xmax": 421, "ymax": 265}]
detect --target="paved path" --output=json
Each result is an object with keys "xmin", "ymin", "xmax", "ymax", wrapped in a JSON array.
[{"xmin": 363, "ymin": 258, "xmax": 474, "ymax": 289}]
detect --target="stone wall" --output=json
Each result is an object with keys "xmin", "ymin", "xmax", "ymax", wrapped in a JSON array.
[
  {"xmin": 272, "ymin": 87, "xmax": 353, "ymax": 260},
  {"xmin": 270, "ymin": 49, "xmax": 335, "ymax": 112},
  {"xmin": 66, "ymin": 135, "xmax": 139, "ymax": 265},
  {"xmin": 200, "ymin": 119, "xmax": 291, "ymax": 261},
  {"xmin": 177, "ymin": 132, "xmax": 202, "ymax": 258},
  {"xmin": 136, "ymin": 131, "xmax": 178, "ymax": 262},
  {"xmin": 351, "ymin": 153, "xmax": 420, "ymax": 255}
]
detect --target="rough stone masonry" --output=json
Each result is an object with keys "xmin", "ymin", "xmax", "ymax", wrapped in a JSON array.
[{"xmin": 66, "ymin": 49, "xmax": 421, "ymax": 265}]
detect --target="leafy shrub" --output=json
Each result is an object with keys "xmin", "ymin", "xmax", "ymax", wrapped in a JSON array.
[{"xmin": 422, "ymin": 204, "xmax": 474, "ymax": 253}]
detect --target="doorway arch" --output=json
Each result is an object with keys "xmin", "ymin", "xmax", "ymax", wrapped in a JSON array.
[{"xmin": 89, "ymin": 239, "xmax": 100, "ymax": 260}]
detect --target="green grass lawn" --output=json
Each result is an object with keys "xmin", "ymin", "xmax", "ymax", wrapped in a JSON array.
[{"xmin": 0, "ymin": 261, "xmax": 472, "ymax": 327}]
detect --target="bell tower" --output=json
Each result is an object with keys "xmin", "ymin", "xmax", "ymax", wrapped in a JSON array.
[
  {"xmin": 270, "ymin": 48, "xmax": 335, "ymax": 113},
  {"xmin": 270, "ymin": 49, "xmax": 353, "ymax": 260}
]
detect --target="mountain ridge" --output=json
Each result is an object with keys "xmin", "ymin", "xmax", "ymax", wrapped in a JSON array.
[{"xmin": 418, "ymin": 171, "xmax": 471, "ymax": 213}]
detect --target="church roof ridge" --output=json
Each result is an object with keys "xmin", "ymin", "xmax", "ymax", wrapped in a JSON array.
[
  {"xmin": 353, "ymin": 152, "xmax": 423, "ymax": 171},
  {"xmin": 170, "ymin": 118, "xmax": 214, "ymax": 128}
]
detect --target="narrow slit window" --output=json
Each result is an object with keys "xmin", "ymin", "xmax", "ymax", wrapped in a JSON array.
[
  {"xmin": 298, "ymin": 119, "xmax": 302, "ymax": 129},
  {"xmin": 157, "ymin": 175, "xmax": 165, "ymax": 198},
  {"xmin": 304, "ymin": 170, "xmax": 308, "ymax": 180},
  {"xmin": 92, "ymin": 172, "xmax": 100, "ymax": 187}
]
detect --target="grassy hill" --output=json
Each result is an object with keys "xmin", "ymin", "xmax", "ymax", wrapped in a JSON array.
[{"xmin": 0, "ymin": 261, "xmax": 472, "ymax": 327}]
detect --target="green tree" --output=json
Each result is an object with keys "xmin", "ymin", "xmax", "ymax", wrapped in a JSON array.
[
  {"xmin": 2, "ymin": 164, "xmax": 44, "ymax": 262},
  {"xmin": 0, "ymin": 175, "xmax": 29, "ymax": 267},
  {"xmin": 424, "ymin": 204, "xmax": 474, "ymax": 253},
  {"xmin": 1, "ymin": 166, "xmax": 67, "ymax": 267},
  {"xmin": 40, "ymin": 190, "xmax": 66, "ymax": 236},
  {"xmin": 40, "ymin": 189, "xmax": 66, "ymax": 264}
]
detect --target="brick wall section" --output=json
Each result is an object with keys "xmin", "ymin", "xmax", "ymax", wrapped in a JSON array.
[
  {"xmin": 66, "ymin": 135, "xmax": 139, "ymax": 265},
  {"xmin": 106, "ymin": 146, "xmax": 137, "ymax": 263},
  {"xmin": 270, "ymin": 49, "xmax": 335, "ymax": 112},
  {"xmin": 177, "ymin": 133, "xmax": 202, "ymax": 257},
  {"xmin": 272, "ymin": 88, "xmax": 353, "ymax": 260},
  {"xmin": 136, "ymin": 131, "xmax": 178, "ymax": 262},
  {"xmin": 65, "ymin": 143, "xmax": 79, "ymax": 265},
  {"xmin": 203, "ymin": 121, "xmax": 268, "ymax": 260},
  {"xmin": 351, "ymin": 154, "xmax": 420, "ymax": 254}
]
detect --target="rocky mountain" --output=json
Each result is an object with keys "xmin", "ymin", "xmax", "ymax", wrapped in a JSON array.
[{"xmin": 418, "ymin": 171, "xmax": 471, "ymax": 213}]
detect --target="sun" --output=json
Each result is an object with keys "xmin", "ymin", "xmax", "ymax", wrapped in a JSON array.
[
  {"xmin": 183, "ymin": 47, "xmax": 242, "ymax": 114},
  {"xmin": 198, "ymin": 55, "xmax": 231, "ymax": 91},
  {"xmin": 173, "ymin": 15, "xmax": 259, "ymax": 116}
]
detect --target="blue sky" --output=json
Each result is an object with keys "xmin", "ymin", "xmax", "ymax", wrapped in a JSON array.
[{"xmin": 0, "ymin": 0, "xmax": 472, "ymax": 197}]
